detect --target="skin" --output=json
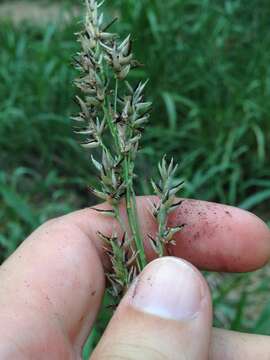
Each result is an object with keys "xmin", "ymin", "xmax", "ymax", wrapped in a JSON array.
[{"xmin": 0, "ymin": 196, "xmax": 269, "ymax": 359}]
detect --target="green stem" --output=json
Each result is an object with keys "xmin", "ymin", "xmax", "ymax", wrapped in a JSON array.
[
  {"xmin": 114, "ymin": 79, "xmax": 118, "ymax": 114},
  {"xmin": 102, "ymin": 103, "xmax": 120, "ymax": 151},
  {"xmin": 102, "ymin": 78, "xmax": 122, "ymax": 154},
  {"xmin": 157, "ymin": 204, "xmax": 167, "ymax": 257},
  {"xmin": 124, "ymin": 154, "xmax": 147, "ymax": 270}
]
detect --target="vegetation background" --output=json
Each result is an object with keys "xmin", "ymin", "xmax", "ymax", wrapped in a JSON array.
[{"xmin": 0, "ymin": 0, "xmax": 270, "ymax": 357}]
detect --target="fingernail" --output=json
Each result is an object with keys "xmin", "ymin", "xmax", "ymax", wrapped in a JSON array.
[{"xmin": 129, "ymin": 257, "xmax": 205, "ymax": 320}]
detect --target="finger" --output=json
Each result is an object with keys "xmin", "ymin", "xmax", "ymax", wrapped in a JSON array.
[
  {"xmin": 91, "ymin": 257, "xmax": 212, "ymax": 360},
  {"xmin": 72, "ymin": 196, "xmax": 270, "ymax": 271},
  {"xmin": 210, "ymin": 328, "xmax": 270, "ymax": 360},
  {"xmin": 167, "ymin": 198, "xmax": 270, "ymax": 271},
  {"xmin": 0, "ymin": 215, "xmax": 105, "ymax": 358}
]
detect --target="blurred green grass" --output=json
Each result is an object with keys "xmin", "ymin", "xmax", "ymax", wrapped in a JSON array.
[{"xmin": 0, "ymin": 0, "xmax": 270, "ymax": 357}]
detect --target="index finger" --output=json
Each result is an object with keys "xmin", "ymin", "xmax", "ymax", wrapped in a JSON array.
[{"xmin": 74, "ymin": 196, "xmax": 270, "ymax": 272}]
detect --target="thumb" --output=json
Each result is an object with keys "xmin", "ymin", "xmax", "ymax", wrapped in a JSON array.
[{"xmin": 91, "ymin": 257, "xmax": 212, "ymax": 360}]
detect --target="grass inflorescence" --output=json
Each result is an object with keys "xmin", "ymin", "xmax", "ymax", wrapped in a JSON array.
[{"xmin": 73, "ymin": 0, "xmax": 184, "ymax": 300}]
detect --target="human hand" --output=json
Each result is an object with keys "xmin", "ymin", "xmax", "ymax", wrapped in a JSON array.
[{"xmin": 0, "ymin": 197, "xmax": 269, "ymax": 359}]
